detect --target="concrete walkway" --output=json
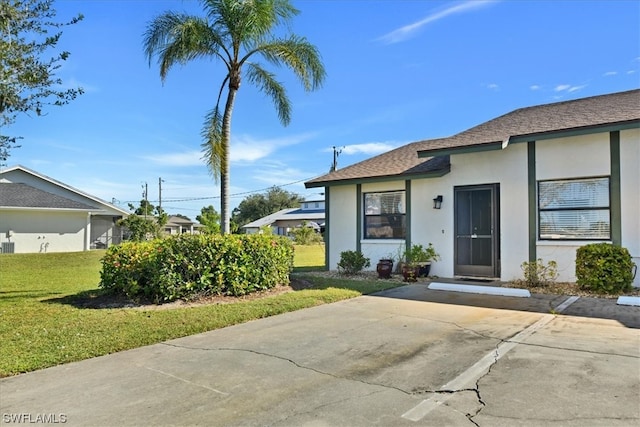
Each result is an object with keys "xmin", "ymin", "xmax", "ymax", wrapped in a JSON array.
[{"xmin": 2, "ymin": 285, "xmax": 639, "ymax": 426}]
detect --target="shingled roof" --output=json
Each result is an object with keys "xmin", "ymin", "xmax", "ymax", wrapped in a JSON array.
[
  {"xmin": 305, "ymin": 89, "xmax": 639, "ymax": 188},
  {"xmin": 0, "ymin": 183, "xmax": 96, "ymax": 210}
]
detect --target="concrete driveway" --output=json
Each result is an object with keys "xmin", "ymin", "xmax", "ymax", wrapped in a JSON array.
[{"xmin": 1, "ymin": 284, "xmax": 639, "ymax": 426}]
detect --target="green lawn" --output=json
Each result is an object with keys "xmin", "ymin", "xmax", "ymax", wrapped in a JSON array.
[{"xmin": 0, "ymin": 247, "xmax": 396, "ymax": 377}]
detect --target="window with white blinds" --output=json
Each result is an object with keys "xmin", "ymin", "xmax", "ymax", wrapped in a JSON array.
[
  {"xmin": 364, "ymin": 191, "xmax": 406, "ymax": 239},
  {"xmin": 538, "ymin": 177, "xmax": 610, "ymax": 240}
]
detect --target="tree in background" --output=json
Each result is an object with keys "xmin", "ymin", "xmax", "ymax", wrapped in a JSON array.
[
  {"xmin": 128, "ymin": 200, "xmax": 156, "ymax": 216},
  {"xmin": 117, "ymin": 215, "xmax": 163, "ymax": 242},
  {"xmin": 0, "ymin": 0, "xmax": 84, "ymax": 164},
  {"xmin": 124, "ymin": 200, "xmax": 168, "ymax": 240},
  {"xmin": 143, "ymin": 0, "xmax": 325, "ymax": 234},
  {"xmin": 232, "ymin": 187, "xmax": 303, "ymax": 229},
  {"xmin": 196, "ymin": 205, "xmax": 221, "ymax": 234},
  {"xmin": 289, "ymin": 221, "xmax": 323, "ymax": 245}
]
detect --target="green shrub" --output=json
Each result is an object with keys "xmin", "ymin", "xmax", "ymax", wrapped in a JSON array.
[
  {"xmin": 575, "ymin": 243, "xmax": 635, "ymax": 294},
  {"xmin": 100, "ymin": 234, "xmax": 294, "ymax": 302},
  {"xmin": 337, "ymin": 250, "xmax": 370, "ymax": 275},
  {"xmin": 520, "ymin": 259, "xmax": 558, "ymax": 286},
  {"xmin": 290, "ymin": 222, "xmax": 324, "ymax": 245}
]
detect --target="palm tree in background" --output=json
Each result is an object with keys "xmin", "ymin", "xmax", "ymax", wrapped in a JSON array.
[{"xmin": 143, "ymin": 0, "xmax": 325, "ymax": 233}]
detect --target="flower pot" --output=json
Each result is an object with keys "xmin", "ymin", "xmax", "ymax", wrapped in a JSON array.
[
  {"xmin": 417, "ymin": 262, "xmax": 431, "ymax": 277},
  {"xmin": 401, "ymin": 264, "xmax": 420, "ymax": 282},
  {"xmin": 376, "ymin": 259, "xmax": 394, "ymax": 279}
]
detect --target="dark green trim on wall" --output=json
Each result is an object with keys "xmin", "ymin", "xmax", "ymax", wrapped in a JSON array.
[
  {"xmin": 405, "ymin": 180, "xmax": 412, "ymax": 252},
  {"xmin": 527, "ymin": 141, "xmax": 537, "ymax": 262},
  {"xmin": 610, "ymin": 131, "xmax": 622, "ymax": 246},
  {"xmin": 324, "ymin": 187, "xmax": 330, "ymax": 270},
  {"xmin": 356, "ymin": 184, "xmax": 362, "ymax": 253}
]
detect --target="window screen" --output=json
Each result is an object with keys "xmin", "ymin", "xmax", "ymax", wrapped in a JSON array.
[
  {"xmin": 538, "ymin": 177, "xmax": 610, "ymax": 240},
  {"xmin": 364, "ymin": 191, "xmax": 406, "ymax": 239}
]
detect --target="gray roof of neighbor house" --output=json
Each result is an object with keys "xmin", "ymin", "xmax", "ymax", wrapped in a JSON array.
[
  {"xmin": 0, "ymin": 183, "xmax": 97, "ymax": 210},
  {"xmin": 242, "ymin": 208, "xmax": 325, "ymax": 229},
  {"xmin": 0, "ymin": 165, "xmax": 130, "ymax": 215},
  {"xmin": 305, "ymin": 89, "xmax": 639, "ymax": 188}
]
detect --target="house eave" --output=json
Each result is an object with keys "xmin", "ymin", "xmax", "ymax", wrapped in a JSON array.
[
  {"xmin": 417, "ymin": 120, "xmax": 640, "ymax": 157},
  {"xmin": 305, "ymin": 165, "xmax": 451, "ymax": 189},
  {"xmin": 417, "ymin": 141, "xmax": 503, "ymax": 158},
  {"xmin": 0, "ymin": 206, "xmax": 105, "ymax": 213}
]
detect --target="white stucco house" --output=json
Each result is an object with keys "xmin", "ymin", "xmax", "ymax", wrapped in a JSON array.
[
  {"xmin": 242, "ymin": 200, "xmax": 325, "ymax": 235},
  {"xmin": 0, "ymin": 165, "xmax": 129, "ymax": 253},
  {"xmin": 305, "ymin": 89, "xmax": 640, "ymax": 287},
  {"xmin": 163, "ymin": 215, "xmax": 204, "ymax": 235}
]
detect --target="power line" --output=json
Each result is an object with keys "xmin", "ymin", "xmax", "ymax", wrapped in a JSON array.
[{"xmin": 120, "ymin": 175, "xmax": 321, "ymax": 205}]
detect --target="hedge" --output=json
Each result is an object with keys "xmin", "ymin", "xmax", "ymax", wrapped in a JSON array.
[
  {"xmin": 575, "ymin": 243, "xmax": 636, "ymax": 294},
  {"xmin": 100, "ymin": 234, "xmax": 294, "ymax": 302}
]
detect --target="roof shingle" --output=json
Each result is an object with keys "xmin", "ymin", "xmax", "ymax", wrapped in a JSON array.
[
  {"xmin": 0, "ymin": 183, "xmax": 96, "ymax": 210},
  {"xmin": 306, "ymin": 89, "xmax": 639, "ymax": 188}
]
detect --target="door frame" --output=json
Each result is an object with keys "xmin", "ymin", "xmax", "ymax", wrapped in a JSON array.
[{"xmin": 453, "ymin": 184, "xmax": 500, "ymax": 278}]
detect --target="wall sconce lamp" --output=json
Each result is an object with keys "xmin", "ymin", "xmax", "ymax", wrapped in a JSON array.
[{"xmin": 433, "ymin": 195, "xmax": 443, "ymax": 209}]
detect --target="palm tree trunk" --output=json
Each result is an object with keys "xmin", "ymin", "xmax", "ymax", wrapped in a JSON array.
[{"xmin": 220, "ymin": 86, "xmax": 237, "ymax": 234}]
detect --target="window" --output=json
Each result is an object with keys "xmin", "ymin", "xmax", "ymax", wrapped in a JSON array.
[
  {"xmin": 364, "ymin": 190, "xmax": 406, "ymax": 239},
  {"xmin": 538, "ymin": 177, "xmax": 610, "ymax": 240}
]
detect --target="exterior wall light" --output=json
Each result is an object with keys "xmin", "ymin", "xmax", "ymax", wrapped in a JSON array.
[{"xmin": 433, "ymin": 195, "xmax": 443, "ymax": 209}]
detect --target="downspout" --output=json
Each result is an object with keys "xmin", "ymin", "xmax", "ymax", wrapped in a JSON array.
[{"xmin": 85, "ymin": 213, "xmax": 92, "ymax": 251}]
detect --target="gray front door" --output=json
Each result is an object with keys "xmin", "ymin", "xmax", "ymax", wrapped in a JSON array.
[{"xmin": 454, "ymin": 184, "xmax": 500, "ymax": 278}]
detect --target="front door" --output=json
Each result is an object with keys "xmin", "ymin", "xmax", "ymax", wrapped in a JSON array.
[{"xmin": 454, "ymin": 184, "xmax": 500, "ymax": 278}]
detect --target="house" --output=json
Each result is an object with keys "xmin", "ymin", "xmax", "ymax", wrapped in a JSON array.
[
  {"xmin": 0, "ymin": 165, "xmax": 129, "ymax": 253},
  {"xmin": 163, "ymin": 215, "xmax": 204, "ymax": 235},
  {"xmin": 242, "ymin": 199, "xmax": 325, "ymax": 235},
  {"xmin": 305, "ymin": 89, "xmax": 640, "ymax": 287}
]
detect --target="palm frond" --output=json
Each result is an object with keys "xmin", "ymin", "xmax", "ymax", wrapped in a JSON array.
[
  {"xmin": 201, "ymin": 105, "xmax": 225, "ymax": 183},
  {"xmin": 143, "ymin": 12, "xmax": 227, "ymax": 81},
  {"xmin": 245, "ymin": 63, "xmax": 291, "ymax": 125},
  {"xmin": 252, "ymin": 35, "xmax": 326, "ymax": 91},
  {"xmin": 204, "ymin": 0, "xmax": 298, "ymax": 47}
]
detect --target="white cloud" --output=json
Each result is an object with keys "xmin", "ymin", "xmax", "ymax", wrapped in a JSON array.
[
  {"xmin": 145, "ymin": 150, "xmax": 202, "ymax": 166},
  {"xmin": 323, "ymin": 142, "xmax": 397, "ymax": 156},
  {"xmin": 378, "ymin": 1, "xmax": 498, "ymax": 44},
  {"xmin": 486, "ymin": 83, "xmax": 499, "ymax": 90},
  {"xmin": 567, "ymin": 85, "xmax": 586, "ymax": 93},
  {"xmin": 342, "ymin": 142, "xmax": 397, "ymax": 155},
  {"xmin": 554, "ymin": 84, "xmax": 587, "ymax": 93},
  {"xmin": 530, "ymin": 85, "xmax": 542, "ymax": 91},
  {"xmin": 603, "ymin": 71, "xmax": 618, "ymax": 77},
  {"xmin": 231, "ymin": 132, "xmax": 316, "ymax": 163},
  {"xmin": 144, "ymin": 132, "xmax": 316, "ymax": 166}
]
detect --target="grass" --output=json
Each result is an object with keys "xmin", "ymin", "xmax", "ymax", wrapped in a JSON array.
[
  {"xmin": 0, "ymin": 247, "xmax": 398, "ymax": 377},
  {"xmin": 292, "ymin": 244, "xmax": 325, "ymax": 270}
]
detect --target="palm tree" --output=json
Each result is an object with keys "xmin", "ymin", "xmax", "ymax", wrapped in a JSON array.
[{"xmin": 143, "ymin": 0, "xmax": 325, "ymax": 233}]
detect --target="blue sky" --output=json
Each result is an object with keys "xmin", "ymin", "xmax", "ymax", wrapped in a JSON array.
[{"xmin": 6, "ymin": 0, "xmax": 640, "ymax": 217}]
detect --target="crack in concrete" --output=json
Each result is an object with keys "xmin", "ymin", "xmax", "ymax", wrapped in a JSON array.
[{"xmin": 160, "ymin": 342, "xmax": 412, "ymax": 396}]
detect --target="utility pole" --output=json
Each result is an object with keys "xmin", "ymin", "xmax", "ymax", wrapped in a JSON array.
[
  {"xmin": 330, "ymin": 146, "xmax": 343, "ymax": 172},
  {"xmin": 142, "ymin": 182, "xmax": 148, "ymax": 218},
  {"xmin": 158, "ymin": 177, "xmax": 164, "ymax": 213}
]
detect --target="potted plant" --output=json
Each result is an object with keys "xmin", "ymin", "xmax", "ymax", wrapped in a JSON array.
[
  {"xmin": 376, "ymin": 254, "xmax": 395, "ymax": 279},
  {"xmin": 401, "ymin": 243, "xmax": 440, "ymax": 281}
]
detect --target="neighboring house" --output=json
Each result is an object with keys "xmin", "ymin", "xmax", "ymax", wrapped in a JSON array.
[
  {"xmin": 242, "ymin": 200, "xmax": 325, "ymax": 235},
  {"xmin": 306, "ymin": 89, "xmax": 640, "ymax": 287},
  {"xmin": 0, "ymin": 165, "xmax": 129, "ymax": 253},
  {"xmin": 163, "ymin": 215, "xmax": 204, "ymax": 235}
]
